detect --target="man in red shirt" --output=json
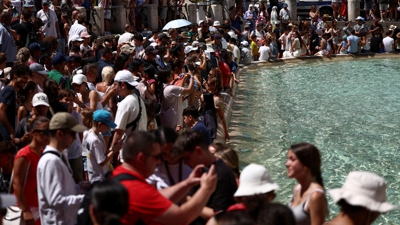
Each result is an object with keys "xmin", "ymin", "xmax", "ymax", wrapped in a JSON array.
[{"xmin": 112, "ymin": 131, "xmax": 217, "ymax": 225}]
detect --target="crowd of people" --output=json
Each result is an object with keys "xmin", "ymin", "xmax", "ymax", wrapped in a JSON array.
[
  {"xmin": 240, "ymin": 3, "xmax": 400, "ymax": 60},
  {"xmin": 0, "ymin": 0, "xmax": 399, "ymax": 225}
]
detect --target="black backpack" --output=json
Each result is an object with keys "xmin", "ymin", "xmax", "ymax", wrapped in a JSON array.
[
  {"xmin": 77, "ymin": 173, "xmax": 145, "ymax": 225},
  {"xmin": 20, "ymin": 22, "xmax": 40, "ymax": 47}
]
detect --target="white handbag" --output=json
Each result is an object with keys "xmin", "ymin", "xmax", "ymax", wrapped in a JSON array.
[
  {"xmin": 3, "ymin": 206, "xmax": 25, "ymax": 225},
  {"xmin": 2, "ymin": 162, "xmax": 30, "ymax": 225}
]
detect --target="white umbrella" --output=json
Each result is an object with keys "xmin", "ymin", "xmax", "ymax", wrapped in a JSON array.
[{"xmin": 162, "ymin": 19, "xmax": 192, "ymax": 30}]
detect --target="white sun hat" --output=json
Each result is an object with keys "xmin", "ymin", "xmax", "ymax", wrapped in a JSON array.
[
  {"xmin": 328, "ymin": 171, "xmax": 398, "ymax": 213},
  {"xmin": 234, "ymin": 163, "xmax": 279, "ymax": 197}
]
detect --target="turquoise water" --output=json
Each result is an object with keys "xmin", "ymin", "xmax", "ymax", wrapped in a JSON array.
[{"xmin": 230, "ymin": 58, "xmax": 400, "ymax": 224}]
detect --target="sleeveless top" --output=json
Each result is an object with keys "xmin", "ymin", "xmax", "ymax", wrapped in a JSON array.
[{"xmin": 289, "ymin": 185, "xmax": 325, "ymax": 225}]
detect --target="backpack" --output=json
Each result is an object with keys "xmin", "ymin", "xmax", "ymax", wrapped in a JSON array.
[
  {"xmin": 126, "ymin": 91, "xmax": 143, "ymax": 131},
  {"xmin": 20, "ymin": 22, "xmax": 40, "ymax": 47},
  {"xmin": 77, "ymin": 173, "xmax": 145, "ymax": 225}
]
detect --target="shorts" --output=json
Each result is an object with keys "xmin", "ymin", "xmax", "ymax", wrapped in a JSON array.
[
  {"xmin": 364, "ymin": 1, "xmax": 373, "ymax": 10},
  {"xmin": 389, "ymin": 0, "xmax": 397, "ymax": 7},
  {"xmin": 379, "ymin": 4, "xmax": 389, "ymax": 10},
  {"xmin": 104, "ymin": 9, "xmax": 111, "ymax": 20},
  {"xmin": 69, "ymin": 156, "xmax": 83, "ymax": 181},
  {"xmin": 159, "ymin": 7, "xmax": 167, "ymax": 19}
]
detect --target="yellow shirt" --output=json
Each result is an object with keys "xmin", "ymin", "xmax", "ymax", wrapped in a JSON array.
[{"xmin": 250, "ymin": 41, "xmax": 258, "ymax": 56}]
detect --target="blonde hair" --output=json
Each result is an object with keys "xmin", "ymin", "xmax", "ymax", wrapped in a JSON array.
[
  {"xmin": 101, "ymin": 66, "xmax": 115, "ymax": 84},
  {"xmin": 80, "ymin": 108, "xmax": 94, "ymax": 128},
  {"xmin": 214, "ymin": 148, "xmax": 240, "ymax": 178},
  {"xmin": 17, "ymin": 47, "xmax": 31, "ymax": 64}
]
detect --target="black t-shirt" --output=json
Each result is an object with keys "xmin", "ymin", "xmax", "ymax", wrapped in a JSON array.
[
  {"xmin": 14, "ymin": 22, "xmax": 36, "ymax": 46},
  {"xmin": 190, "ymin": 159, "xmax": 237, "ymax": 225},
  {"xmin": 0, "ymin": 85, "xmax": 16, "ymax": 141},
  {"xmin": 370, "ymin": 36, "xmax": 382, "ymax": 52}
]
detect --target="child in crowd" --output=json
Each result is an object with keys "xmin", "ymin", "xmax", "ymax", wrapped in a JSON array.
[
  {"xmin": 250, "ymin": 34, "xmax": 259, "ymax": 61},
  {"xmin": 83, "ymin": 109, "xmax": 121, "ymax": 183}
]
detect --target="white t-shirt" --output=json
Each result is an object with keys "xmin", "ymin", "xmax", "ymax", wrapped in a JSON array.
[
  {"xmin": 118, "ymin": 32, "xmax": 134, "ymax": 45},
  {"xmin": 147, "ymin": 161, "xmax": 193, "ymax": 190},
  {"xmin": 83, "ymin": 130, "xmax": 109, "ymax": 183},
  {"xmin": 36, "ymin": 9, "xmax": 58, "ymax": 38},
  {"xmin": 160, "ymin": 84, "xmax": 184, "ymax": 129},
  {"xmin": 383, "ymin": 36, "xmax": 394, "ymax": 52},
  {"xmin": 114, "ymin": 93, "xmax": 147, "ymax": 133},
  {"xmin": 67, "ymin": 111, "xmax": 83, "ymax": 160},
  {"xmin": 68, "ymin": 23, "xmax": 87, "ymax": 46},
  {"xmin": 259, "ymin": 46, "xmax": 270, "ymax": 61},
  {"xmin": 279, "ymin": 8, "xmax": 291, "ymax": 21}
]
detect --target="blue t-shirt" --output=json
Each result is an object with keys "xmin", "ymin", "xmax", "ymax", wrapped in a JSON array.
[
  {"xmin": 347, "ymin": 35, "xmax": 360, "ymax": 53},
  {"xmin": 0, "ymin": 86, "xmax": 16, "ymax": 141},
  {"xmin": 192, "ymin": 121, "xmax": 212, "ymax": 145}
]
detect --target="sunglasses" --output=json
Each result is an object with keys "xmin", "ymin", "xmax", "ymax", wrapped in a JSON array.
[{"xmin": 34, "ymin": 129, "xmax": 50, "ymax": 135}]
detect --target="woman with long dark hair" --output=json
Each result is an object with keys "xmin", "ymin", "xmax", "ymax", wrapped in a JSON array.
[
  {"xmin": 113, "ymin": 52, "xmax": 131, "ymax": 73},
  {"xmin": 285, "ymin": 143, "xmax": 327, "ymax": 225},
  {"xmin": 199, "ymin": 92, "xmax": 217, "ymax": 141}
]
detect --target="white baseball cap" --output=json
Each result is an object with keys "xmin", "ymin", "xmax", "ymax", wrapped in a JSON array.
[
  {"xmin": 71, "ymin": 74, "xmax": 87, "ymax": 85},
  {"xmin": 114, "ymin": 70, "xmax": 138, "ymax": 86},
  {"xmin": 184, "ymin": 46, "xmax": 198, "ymax": 55},
  {"xmin": 70, "ymin": 34, "xmax": 83, "ymax": 42},
  {"xmin": 32, "ymin": 93, "xmax": 49, "ymax": 107}
]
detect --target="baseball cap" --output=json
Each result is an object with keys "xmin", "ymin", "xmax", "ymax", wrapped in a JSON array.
[
  {"xmin": 29, "ymin": 63, "xmax": 48, "ymax": 75},
  {"xmin": 71, "ymin": 74, "xmax": 87, "ymax": 85},
  {"xmin": 145, "ymin": 45, "xmax": 158, "ymax": 54},
  {"xmin": 49, "ymin": 112, "xmax": 87, "ymax": 132},
  {"xmin": 70, "ymin": 34, "xmax": 83, "ymax": 42},
  {"xmin": 0, "ymin": 194, "xmax": 16, "ymax": 209},
  {"xmin": 240, "ymin": 41, "xmax": 249, "ymax": 46},
  {"xmin": 32, "ymin": 93, "xmax": 49, "ymax": 107},
  {"xmin": 184, "ymin": 46, "xmax": 198, "ymax": 54},
  {"xmin": 213, "ymin": 21, "xmax": 221, "ymax": 27},
  {"xmin": 51, "ymin": 53, "xmax": 67, "ymax": 65},
  {"xmin": 80, "ymin": 32, "xmax": 91, "ymax": 38},
  {"xmin": 114, "ymin": 70, "xmax": 138, "ymax": 86},
  {"xmin": 42, "ymin": 0, "xmax": 49, "ymax": 5},
  {"xmin": 93, "ymin": 110, "xmax": 117, "ymax": 128},
  {"xmin": 28, "ymin": 43, "xmax": 41, "ymax": 51}
]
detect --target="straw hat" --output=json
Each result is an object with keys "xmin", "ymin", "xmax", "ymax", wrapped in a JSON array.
[
  {"xmin": 328, "ymin": 171, "xmax": 398, "ymax": 213},
  {"xmin": 389, "ymin": 25, "xmax": 397, "ymax": 30},
  {"xmin": 322, "ymin": 14, "xmax": 331, "ymax": 19},
  {"xmin": 234, "ymin": 164, "xmax": 279, "ymax": 197}
]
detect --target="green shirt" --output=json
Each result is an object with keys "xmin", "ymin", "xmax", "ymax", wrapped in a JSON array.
[{"xmin": 48, "ymin": 70, "xmax": 70, "ymax": 89}]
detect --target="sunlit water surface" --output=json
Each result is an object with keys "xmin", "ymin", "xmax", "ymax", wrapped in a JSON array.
[{"xmin": 230, "ymin": 58, "xmax": 400, "ymax": 224}]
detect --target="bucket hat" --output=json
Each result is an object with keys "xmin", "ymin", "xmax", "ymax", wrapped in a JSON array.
[
  {"xmin": 234, "ymin": 163, "xmax": 279, "ymax": 197},
  {"xmin": 328, "ymin": 171, "xmax": 398, "ymax": 213}
]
